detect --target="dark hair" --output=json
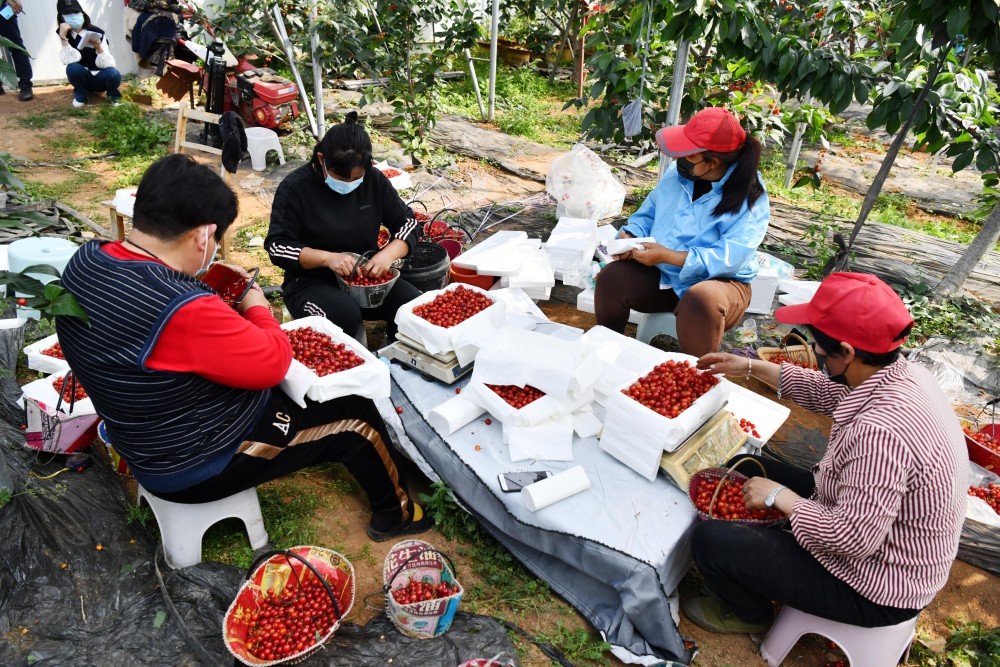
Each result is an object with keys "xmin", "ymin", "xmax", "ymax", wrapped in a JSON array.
[
  {"xmin": 807, "ymin": 324, "xmax": 910, "ymax": 367},
  {"xmin": 132, "ymin": 154, "xmax": 238, "ymax": 242},
  {"xmin": 56, "ymin": 10, "xmax": 92, "ymax": 30},
  {"xmin": 700, "ymin": 134, "xmax": 764, "ymax": 217},
  {"xmin": 311, "ymin": 111, "xmax": 373, "ymax": 179}
]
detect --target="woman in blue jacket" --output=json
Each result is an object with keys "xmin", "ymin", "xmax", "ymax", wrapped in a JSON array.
[{"xmin": 595, "ymin": 107, "xmax": 769, "ymax": 357}]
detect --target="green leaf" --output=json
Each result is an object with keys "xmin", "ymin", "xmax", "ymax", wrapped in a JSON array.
[
  {"xmin": 153, "ymin": 610, "xmax": 167, "ymax": 628},
  {"xmin": 945, "ymin": 5, "xmax": 970, "ymax": 40},
  {"xmin": 952, "ymin": 150, "xmax": 974, "ymax": 172},
  {"xmin": 854, "ymin": 80, "xmax": 869, "ymax": 105},
  {"xmin": 976, "ymin": 149, "xmax": 997, "ymax": 174},
  {"xmin": 778, "ymin": 51, "xmax": 795, "ymax": 80}
]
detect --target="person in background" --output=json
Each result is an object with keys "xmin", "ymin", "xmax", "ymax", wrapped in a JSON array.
[
  {"xmin": 56, "ymin": 154, "xmax": 433, "ymax": 543},
  {"xmin": 0, "ymin": 0, "xmax": 33, "ymax": 100},
  {"xmin": 266, "ymin": 111, "xmax": 421, "ymax": 345},
  {"xmin": 685, "ymin": 273, "xmax": 966, "ymax": 633},
  {"xmin": 594, "ymin": 107, "xmax": 769, "ymax": 357},
  {"xmin": 55, "ymin": 0, "xmax": 121, "ymax": 107}
]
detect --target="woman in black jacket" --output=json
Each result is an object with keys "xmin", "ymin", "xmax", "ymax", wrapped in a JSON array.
[{"xmin": 266, "ymin": 112, "xmax": 421, "ymax": 343}]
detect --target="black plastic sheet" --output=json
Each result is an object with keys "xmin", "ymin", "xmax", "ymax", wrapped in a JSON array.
[{"xmin": 0, "ymin": 387, "xmax": 518, "ymax": 665}]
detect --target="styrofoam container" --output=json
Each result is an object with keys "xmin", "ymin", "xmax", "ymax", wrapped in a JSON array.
[
  {"xmin": 725, "ymin": 382, "xmax": 791, "ymax": 449},
  {"xmin": 375, "ymin": 160, "xmax": 413, "ymax": 190},
  {"xmin": 21, "ymin": 368, "xmax": 96, "ymax": 415},
  {"xmin": 394, "ymin": 283, "xmax": 507, "ymax": 364},
  {"xmin": 746, "ymin": 267, "xmax": 780, "ymax": 315},
  {"xmin": 777, "ymin": 280, "xmax": 821, "ymax": 306},
  {"xmin": 451, "ymin": 230, "xmax": 537, "ymax": 277},
  {"xmin": 280, "ymin": 316, "xmax": 390, "ymax": 408},
  {"xmin": 24, "ymin": 332, "xmax": 70, "ymax": 375}
]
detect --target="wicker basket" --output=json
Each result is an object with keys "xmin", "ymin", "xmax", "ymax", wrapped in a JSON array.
[
  {"xmin": 687, "ymin": 457, "xmax": 785, "ymax": 527},
  {"xmin": 224, "ymin": 546, "xmax": 355, "ymax": 666},
  {"xmin": 335, "ymin": 252, "xmax": 400, "ymax": 308},
  {"xmin": 758, "ymin": 331, "xmax": 818, "ymax": 369}
]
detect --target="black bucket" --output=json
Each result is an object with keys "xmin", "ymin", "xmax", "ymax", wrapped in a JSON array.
[{"xmin": 399, "ymin": 242, "xmax": 450, "ymax": 293}]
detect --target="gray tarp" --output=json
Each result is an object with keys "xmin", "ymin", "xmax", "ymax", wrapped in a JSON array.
[{"xmin": 385, "ymin": 364, "xmax": 695, "ymax": 665}]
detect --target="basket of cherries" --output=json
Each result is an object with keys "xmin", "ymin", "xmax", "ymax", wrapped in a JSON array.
[{"xmin": 688, "ymin": 457, "xmax": 786, "ymax": 526}]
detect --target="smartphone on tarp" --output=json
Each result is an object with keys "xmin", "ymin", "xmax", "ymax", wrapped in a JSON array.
[{"xmin": 498, "ymin": 470, "xmax": 552, "ymax": 493}]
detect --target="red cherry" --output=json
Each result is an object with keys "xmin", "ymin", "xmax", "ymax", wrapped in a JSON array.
[
  {"xmin": 15, "ymin": 298, "xmax": 27, "ymax": 306},
  {"xmin": 412, "ymin": 286, "xmax": 493, "ymax": 328},
  {"xmin": 395, "ymin": 406, "xmax": 403, "ymax": 414},
  {"xmin": 286, "ymin": 327, "xmax": 365, "ymax": 377},
  {"xmin": 484, "ymin": 418, "xmax": 492, "ymax": 426}
]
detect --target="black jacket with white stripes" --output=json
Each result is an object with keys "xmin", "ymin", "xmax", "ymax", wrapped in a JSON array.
[{"xmin": 265, "ymin": 162, "xmax": 419, "ymax": 285}]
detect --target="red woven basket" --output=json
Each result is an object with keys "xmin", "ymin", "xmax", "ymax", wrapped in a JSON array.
[{"xmin": 687, "ymin": 457, "xmax": 785, "ymax": 527}]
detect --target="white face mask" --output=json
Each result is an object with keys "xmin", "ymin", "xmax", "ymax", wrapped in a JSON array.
[{"xmin": 194, "ymin": 226, "xmax": 218, "ymax": 277}]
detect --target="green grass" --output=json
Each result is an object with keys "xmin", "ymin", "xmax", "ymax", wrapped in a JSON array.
[
  {"xmin": 16, "ymin": 106, "xmax": 90, "ymax": 130},
  {"xmin": 440, "ymin": 63, "xmax": 583, "ymax": 146},
  {"xmin": 825, "ymin": 128, "xmax": 885, "ymax": 151},
  {"xmin": 758, "ymin": 151, "xmax": 979, "ymax": 246},
  {"xmin": 420, "ymin": 481, "xmax": 613, "ymax": 666},
  {"xmin": 110, "ymin": 150, "xmax": 167, "ymax": 189},
  {"xmin": 24, "ymin": 171, "xmax": 98, "ymax": 201},
  {"xmin": 85, "ymin": 102, "xmax": 173, "ymax": 157},
  {"xmin": 909, "ymin": 620, "xmax": 1000, "ymax": 666}
]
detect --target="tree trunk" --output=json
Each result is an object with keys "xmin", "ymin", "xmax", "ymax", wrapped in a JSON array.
[
  {"xmin": 838, "ymin": 46, "xmax": 951, "ymax": 271},
  {"xmin": 936, "ymin": 198, "xmax": 1000, "ymax": 296}
]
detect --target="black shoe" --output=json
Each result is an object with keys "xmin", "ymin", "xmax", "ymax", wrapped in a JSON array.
[
  {"xmin": 18, "ymin": 86, "xmax": 33, "ymax": 102},
  {"xmin": 366, "ymin": 508, "xmax": 435, "ymax": 543}
]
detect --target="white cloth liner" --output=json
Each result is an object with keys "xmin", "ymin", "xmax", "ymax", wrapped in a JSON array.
[
  {"xmin": 395, "ymin": 283, "xmax": 507, "ymax": 365},
  {"xmin": 521, "ymin": 465, "xmax": 590, "ymax": 511},
  {"xmin": 279, "ymin": 316, "xmax": 389, "ymax": 408},
  {"xmin": 23, "ymin": 332, "xmax": 70, "ymax": 375}
]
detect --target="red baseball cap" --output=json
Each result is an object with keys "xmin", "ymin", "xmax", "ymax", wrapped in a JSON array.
[
  {"xmin": 774, "ymin": 273, "xmax": 914, "ymax": 354},
  {"xmin": 655, "ymin": 107, "xmax": 747, "ymax": 157}
]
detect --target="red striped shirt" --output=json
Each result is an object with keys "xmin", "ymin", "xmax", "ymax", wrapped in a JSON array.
[{"xmin": 779, "ymin": 358, "xmax": 967, "ymax": 609}]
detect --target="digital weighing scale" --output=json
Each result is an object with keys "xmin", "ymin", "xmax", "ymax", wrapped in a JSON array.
[{"xmin": 379, "ymin": 332, "xmax": 474, "ymax": 384}]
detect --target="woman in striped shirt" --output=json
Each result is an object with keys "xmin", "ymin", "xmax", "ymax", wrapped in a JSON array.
[{"xmin": 685, "ymin": 273, "xmax": 967, "ymax": 634}]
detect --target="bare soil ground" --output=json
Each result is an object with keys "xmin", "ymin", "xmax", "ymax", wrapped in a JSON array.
[{"xmin": 7, "ymin": 82, "xmax": 998, "ymax": 667}]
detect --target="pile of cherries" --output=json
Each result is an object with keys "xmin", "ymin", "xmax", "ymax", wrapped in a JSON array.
[
  {"xmin": 287, "ymin": 327, "xmax": 365, "ymax": 376},
  {"xmin": 412, "ymin": 286, "xmax": 493, "ymax": 328},
  {"xmin": 969, "ymin": 484, "xmax": 1000, "ymax": 516},
  {"xmin": 244, "ymin": 578, "xmax": 343, "ymax": 662},
  {"xmin": 382, "ymin": 167, "xmax": 403, "ymax": 178},
  {"xmin": 346, "ymin": 271, "xmax": 394, "ymax": 287},
  {"xmin": 413, "ymin": 211, "xmax": 432, "ymax": 222},
  {"xmin": 691, "ymin": 476, "xmax": 783, "ymax": 522},
  {"xmin": 622, "ymin": 360, "xmax": 719, "ymax": 418},
  {"xmin": 486, "ymin": 384, "xmax": 545, "ymax": 409},
  {"xmin": 53, "ymin": 376, "xmax": 88, "ymax": 402},
  {"xmin": 767, "ymin": 352, "xmax": 814, "ymax": 369},
  {"xmin": 390, "ymin": 579, "xmax": 459, "ymax": 605},
  {"xmin": 736, "ymin": 415, "xmax": 761, "ymax": 438},
  {"xmin": 41, "ymin": 342, "xmax": 65, "ymax": 359},
  {"xmin": 377, "ymin": 227, "xmax": 390, "ymax": 248},
  {"xmin": 964, "ymin": 426, "xmax": 1000, "ymax": 455}
]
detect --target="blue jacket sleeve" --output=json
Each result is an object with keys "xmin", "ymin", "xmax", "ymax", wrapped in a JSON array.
[
  {"xmin": 621, "ymin": 189, "xmax": 656, "ymax": 238},
  {"xmin": 678, "ymin": 191, "xmax": 770, "ymax": 283}
]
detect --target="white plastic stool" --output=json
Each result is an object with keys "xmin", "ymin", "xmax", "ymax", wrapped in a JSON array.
[
  {"xmin": 245, "ymin": 127, "xmax": 286, "ymax": 171},
  {"xmin": 760, "ymin": 606, "xmax": 918, "ymax": 667},
  {"xmin": 137, "ymin": 485, "xmax": 269, "ymax": 569},
  {"xmin": 636, "ymin": 312, "xmax": 678, "ymax": 344}
]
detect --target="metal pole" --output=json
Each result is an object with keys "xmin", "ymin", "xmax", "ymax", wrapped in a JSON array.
[
  {"xmin": 269, "ymin": 6, "xmax": 318, "ymax": 139},
  {"xmin": 310, "ymin": 0, "xmax": 326, "ymax": 137},
  {"xmin": 488, "ymin": 0, "xmax": 499, "ymax": 121},
  {"xmin": 658, "ymin": 39, "xmax": 689, "ymax": 180},
  {"xmin": 464, "ymin": 48, "xmax": 487, "ymax": 120}
]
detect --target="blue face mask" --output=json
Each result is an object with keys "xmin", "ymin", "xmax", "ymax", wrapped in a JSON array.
[
  {"xmin": 65, "ymin": 13, "xmax": 85, "ymax": 29},
  {"xmin": 325, "ymin": 172, "xmax": 363, "ymax": 195}
]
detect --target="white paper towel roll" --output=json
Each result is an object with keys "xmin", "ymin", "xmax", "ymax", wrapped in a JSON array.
[
  {"xmin": 427, "ymin": 395, "xmax": 487, "ymax": 435},
  {"xmin": 521, "ymin": 465, "xmax": 590, "ymax": 512}
]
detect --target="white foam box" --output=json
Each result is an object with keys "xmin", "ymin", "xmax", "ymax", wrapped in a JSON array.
[
  {"xmin": 374, "ymin": 160, "xmax": 413, "ymax": 190},
  {"xmin": 23, "ymin": 332, "xmax": 70, "ymax": 375},
  {"xmin": 777, "ymin": 279, "xmax": 822, "ymax": 306},
  {"xmin": 576, "ymin": 287, "xmax": 641, "ymax": 325},
  {"xmin": 545, "ymin": 217, "xmax": 598, "ymax": 269},
  {"xmin": 725, "ymin": 382, "xmax": 791, "ymax": 449},
  {"xmin": 21, "ymin": 368, "xmax": 97, "ymax": 415},
  {"xmin": 395, "ymin": 283, "xmax": 507, "ymax": 364},
  {"xmin": 500, "ymin": 248, "xmax": 555, "ymax": 290},
  {"xmin": 451, "ymin": 230, "xmax": 539, "ymax": 277},
  {"xmin": 746, "ymin": 266, "xmax": 780, "ymax": 315},
  {"xmin": 280, "ymin": 316, "xmax": 390, "ymax": 407}
]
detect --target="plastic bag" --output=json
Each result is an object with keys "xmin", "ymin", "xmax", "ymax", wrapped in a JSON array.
[{"xmin": 546, "ymin": 144, "xmax": 626, "ymax": 221}]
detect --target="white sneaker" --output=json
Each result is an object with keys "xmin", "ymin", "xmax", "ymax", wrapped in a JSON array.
[{"xmin": 72, "ymin": 99, "xmax": 85, "ymax": 108}]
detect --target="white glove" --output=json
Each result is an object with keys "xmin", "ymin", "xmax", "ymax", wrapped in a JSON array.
[
  {"xmin": 59, "ymin": 46, "xmax": 81, "ymax": 66},
  {"xmin": 95, "ymin": 51, "xmax": 117, "ymax": 70}
]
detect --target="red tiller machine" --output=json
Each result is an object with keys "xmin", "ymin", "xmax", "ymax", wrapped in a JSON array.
[{"xmin": 226, "ymin": 60, "xmax": 300, "ymax": 130}]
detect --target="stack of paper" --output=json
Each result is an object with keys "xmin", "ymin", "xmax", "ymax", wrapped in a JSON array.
[
  {"xmin": 499, "ymin": 248, "xmax": 555, "ymax": 301},
  {"xmin": 452, "ymin": 230, "xmax": 540, "ymax": 277}
]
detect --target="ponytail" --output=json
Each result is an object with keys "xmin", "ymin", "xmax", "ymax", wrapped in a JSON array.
[
  {"xmin": 311, "ymin": 111, "xmax": 373, "ymax": 179},
  {"xmin": 701, "ymin": 135, "xmax": 764, "ymax": 217}
]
